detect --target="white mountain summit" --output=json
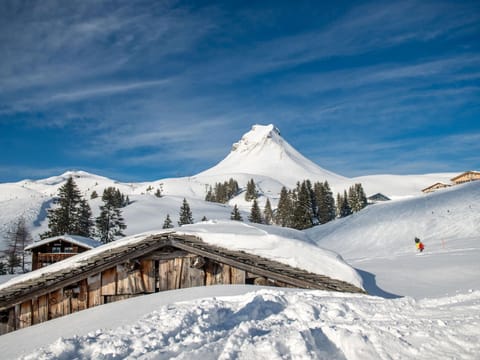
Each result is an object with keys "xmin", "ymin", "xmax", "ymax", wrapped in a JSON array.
[{"xmin": 197, "ymin": 124, "xmax": 347, "ymax": 187}]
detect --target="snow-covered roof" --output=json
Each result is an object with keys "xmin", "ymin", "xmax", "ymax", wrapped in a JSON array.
[
  {"xmin": 0, "ymin": 221, "xmax": 363, "ymax": 299},
  {"xmin": 25, "ymin": 234, "xmax": 102, "ymax": 251}
]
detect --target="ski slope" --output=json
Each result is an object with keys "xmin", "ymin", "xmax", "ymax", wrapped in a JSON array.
[{"xmin": 307, "ymin": 181, "xmax": 480, "ymax": 298}]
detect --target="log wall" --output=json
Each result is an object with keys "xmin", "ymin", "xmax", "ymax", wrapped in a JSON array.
[{"xmin": 0, "ymin": 254, "xmax": 264, "ymax": 335}]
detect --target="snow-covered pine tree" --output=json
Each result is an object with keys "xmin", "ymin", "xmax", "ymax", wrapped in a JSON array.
[
  {"xmin": 162, "ymin": 214, "xmax": 174, "ymax": 229},
  {"xmin": 41, "ymin": 176, "xmax": 88, "ymax": 239},
  {"xmin": 95, "ymin": 187, "xmax": 127, "ymax": 243},
  {"xmin": 358, "ymin": 184, "xmax": 367, "ymax": 209},
  {"xmin": 178, "ymin": 198, "xmax": 194, "ymax": 226},
  {"xmin": 347, "ymin": 183, "xmax": 366, "ymax": 213},
  {"xmin": 263, "ymin": 198, "xmax": 274, "ymax": 225},
  {"xmin": 248, "ymin": 199, "xmax": 263, "ymax": 223},
  {"xmin": 230, "ymin": 204, "xmax": 243, "ymax": 221}
]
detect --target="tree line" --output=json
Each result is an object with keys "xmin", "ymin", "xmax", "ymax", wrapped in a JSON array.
[{"xmin": 223, "ymin": 178, "xmax": 367, "ymax": 230}]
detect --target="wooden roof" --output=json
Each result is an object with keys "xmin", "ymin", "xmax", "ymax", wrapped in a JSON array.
[
  {"xmin": 450, "ymin": 171, "xmax": 480, "ymax": 182},
  {"xmin": 421, "ymin": 182, "xmax": 451, "ymax": 193},
  {"xmin": 0, "ymin": 234, "xmax": 365, "ymax": 310},
  {"xmin": 25, "ymin": 235, "xmax": 102, "ymax": 251}
]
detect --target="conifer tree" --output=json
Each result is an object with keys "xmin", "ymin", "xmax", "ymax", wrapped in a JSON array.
[
  {"xmin": 162, "ymin": 214, "xmax": 174, "ymax": 229},
  {"xmin": 275, "ymin": 186, "xmax": 292, "ymax": 227},
  {"xmin": 245, "ymin": 179, "xmax": 257, "ymax": 201},
  {"xmin": 292, "ymin": 181, "xmax": 314, "ymax": 230},
  {"xmin": 323, "ymin": 181, "xmax": 337, "ymax": 222},
  {"xmin": 315, "ymin": 181, "xmax": 336, "ymax": 224},
  {"xmin": 178, "ymin": 198, "xmax": 194, "ymax": 226},
  {"xmin": 95, "ymin": 187, "xmax": 127, "ymax": 243},
  {"xmin": 41, "ymin": 176, "xmax": 87, "ymax": 239},
  {"xmin": 227, "ymin": 178, "xmax": 239, "ymax": 199},
  {"xmin": 263, "ymin": 198, "xmax": 274, "ymax": 225},
  {"xmin": 230, "ymin": 204, "xmax": 243, "ymax": 221},
  {"xmin": 75, "ymin": 199, "xmax": 94, "ymax": 237},
  {"xmin": 348, "ymin": 183, "xmax": 368, "ymax": 212},
  {"xmin": 90, "ymin": 190, "xmax": 98, "ymax": 199},
  {"xmin": 248, "ymin": 199, "xmax": 263, "ymax": 223},
  {"xmin": 338, "ymin": 190, "xmax": 352, "ymax": 218},
  {"xmin": 205, "ymin": 179, "xmax": 239, "ymax": 203},
  {"xmin": 205, "ymin": 186, "xmax": 214, "ymax": 202}
]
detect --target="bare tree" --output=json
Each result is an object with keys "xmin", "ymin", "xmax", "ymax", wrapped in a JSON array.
[{"xmin": 3, "ymin": 217, "xmax": 32, "ymax": 273}]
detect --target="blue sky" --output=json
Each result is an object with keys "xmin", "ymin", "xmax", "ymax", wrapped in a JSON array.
[{"xmin": 0, "ymin": 0, "xmax": 479, "ymax": 182}]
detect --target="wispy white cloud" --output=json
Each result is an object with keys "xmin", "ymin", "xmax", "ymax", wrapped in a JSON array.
[
  {"xmin": 0, "ymin": 1, "xmax": 478, "ymax": 181},
  {"xmin": 46, "ymin": 79, "xmax": 170, "ymax": 103}
]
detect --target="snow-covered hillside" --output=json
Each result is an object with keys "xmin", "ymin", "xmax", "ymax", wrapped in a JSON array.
[
  {"xmin": 0, "ymin": 124, "xmax": 462, "ymax": 250},
  {"xmin": 307, "ymin": 181, "xmax": 480, "ymax": 298},
  {"xmin": 0, "ymin": 125, "xmax": 479, "ymax": 358}
]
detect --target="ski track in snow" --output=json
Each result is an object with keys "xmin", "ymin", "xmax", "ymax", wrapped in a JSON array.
[{"xmin": 19, "ymin": 289, "xmax": 480, "ymax": 360}]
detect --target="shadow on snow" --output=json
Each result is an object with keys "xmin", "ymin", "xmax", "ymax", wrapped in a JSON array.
[{"xmin": 355, "ymin": 268, "xmax": 401, "ymax": 299}]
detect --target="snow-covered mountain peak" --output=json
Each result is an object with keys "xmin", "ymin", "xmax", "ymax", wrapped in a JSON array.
[
  {"xmin": 231, "ymin": 124, "xmax": 282, "ymax": 152},
  {"xmin": 197, "ymin": 124, "xmax": 347, "ymax": 186}
]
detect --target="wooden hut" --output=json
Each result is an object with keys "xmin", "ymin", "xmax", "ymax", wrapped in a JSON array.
[
  {"xmin": 25, "ymin": 235, "xmax": 102, "ymax": 270},
  {"xmin": 421, "ymin": 182, "xmax": 451, "ymax": 194},
  {"xmin": 450, "ymin": 171, "xmax": 480, "ymax": 185},
  {"xmin": 0, "ymin": 232, "xmax": 365, "ymax": 335},
  {"xmin": 367, "ymin": 193, "xmax": 391, "ymax": 203}
]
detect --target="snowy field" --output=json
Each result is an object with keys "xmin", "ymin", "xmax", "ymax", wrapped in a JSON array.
[
  {"xmin": 0, "ymin": 181, "xmax": 479, "ymax": 359},
  {"xmin": 0, "ymin": 126, "xmax": 479, "ymax": 359}
]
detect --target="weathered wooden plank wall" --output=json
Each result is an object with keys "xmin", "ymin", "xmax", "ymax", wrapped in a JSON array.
[{"xmin": 1, "ymin": 254, "xmax": 283, "ymax": 335}]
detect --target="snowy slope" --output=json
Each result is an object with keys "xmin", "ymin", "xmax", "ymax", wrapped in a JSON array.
[{"xmin": 307, "ymin": 181, "xmax": 480, "ymax": 298}]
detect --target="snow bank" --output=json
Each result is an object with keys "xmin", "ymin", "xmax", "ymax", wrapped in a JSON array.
[{"xmin": 2, "ymin": 287, "xmax": 479, "ymax": 360}]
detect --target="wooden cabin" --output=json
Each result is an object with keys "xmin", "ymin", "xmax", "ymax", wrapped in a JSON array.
[
  {"xmin": 450, "ymin": 171, "xmax": 480, "ymax": 185},
  {"xmin": 0, "ymin": 233, "xmax": 365, "ymax": 335},
  {"xmin": 367, "ymin": 193, "xmax": 391, "ymax": 203},
  {"xmin": 421, "ymin": 182, "xmax": 451, "ymax": 194},
  {"xmin": 25, "ymin": 235, "xmax": 102, "ymax": 270}
]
